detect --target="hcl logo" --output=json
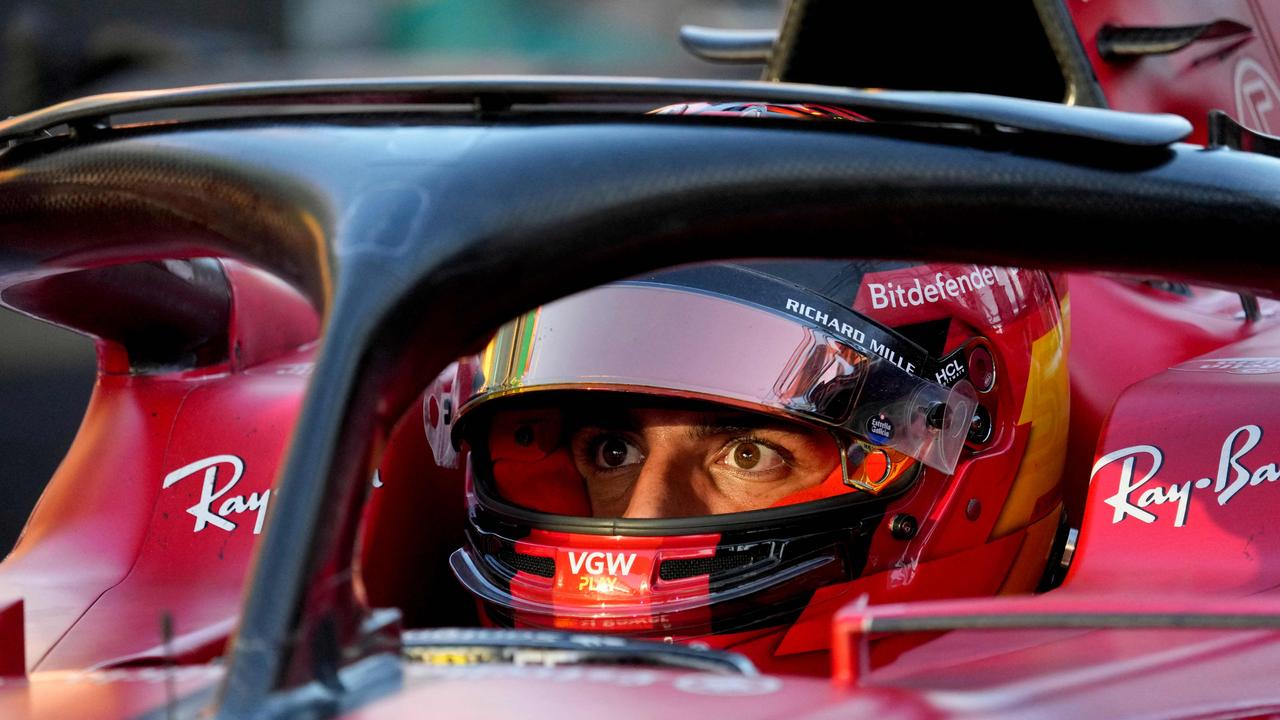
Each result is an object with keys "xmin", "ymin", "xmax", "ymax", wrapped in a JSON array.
[{"xmin": 566, "ymin": 551, "xmax": 638, "ymax": 576}]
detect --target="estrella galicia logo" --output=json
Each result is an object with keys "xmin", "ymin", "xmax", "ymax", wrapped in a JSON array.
[{"xmin": 866, "ymin": 415, "xmax": 894, "ymax": 445}]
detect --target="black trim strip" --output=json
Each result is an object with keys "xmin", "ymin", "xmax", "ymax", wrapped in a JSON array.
[
  {"xmin": 1098, "ymin": 20, "xmax": 1252, "ymax": 60},
  {"xmin": 1209, "ymin": 109, "xmax": 1280, "ymax": 158},
  {"xmin": 1032, "ymin": 0, "xmax": 1109, "ymax": 107},
  {"xmin": 1, "ymin": 76, "xmax": 1186, "ymax": 148}
]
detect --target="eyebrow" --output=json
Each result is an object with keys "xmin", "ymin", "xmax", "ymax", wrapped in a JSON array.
[{"xmin": 688, "ymin": 415, "xmax": 792, "ymax": 441}]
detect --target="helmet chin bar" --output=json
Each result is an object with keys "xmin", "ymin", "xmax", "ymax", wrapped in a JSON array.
[{"xmin": 449, "ymin": 543, "xmax": 844, "ymax": 624}]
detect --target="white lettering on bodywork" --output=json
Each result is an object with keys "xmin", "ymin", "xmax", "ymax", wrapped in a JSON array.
[
  {"xmin": 162, "ymin": 455, "xmax": 270, "ymax": 534},
  {"xmin": 1092, "ymin": 425, "xmax": 1280, "ymax": 528}
]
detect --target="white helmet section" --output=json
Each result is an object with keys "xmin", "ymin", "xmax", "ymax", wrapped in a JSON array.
[{"xmin": 429, "ymin": 281, "xmax": 975, "ymax": 475}]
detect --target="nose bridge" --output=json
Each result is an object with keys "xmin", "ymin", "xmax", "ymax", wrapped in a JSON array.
[{"xmin": 622, "ymin": 444, "xmax": 699, "ymax": 519}]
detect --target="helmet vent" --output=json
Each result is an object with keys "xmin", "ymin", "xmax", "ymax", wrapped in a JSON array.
[
  {"xmin": 659, "ymin": 546, "xmax": 773, "ymax": 581},
  {"xmin": 499, "ymin": 548, "xmax": 555, "ymax": 578}
]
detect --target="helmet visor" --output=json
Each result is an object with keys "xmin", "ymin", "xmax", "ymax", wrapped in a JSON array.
[{"xmin": 459, "ymin": 282, "xmax": 974, "ymax": 476}]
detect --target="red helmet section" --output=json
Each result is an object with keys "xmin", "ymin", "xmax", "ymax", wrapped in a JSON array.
[{"xmin": 436, "ymin": 257, "xmax": 1068, "ymax": 675}]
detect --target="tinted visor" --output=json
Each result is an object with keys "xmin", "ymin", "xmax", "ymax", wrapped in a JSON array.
[
  {"xmin": 475, "ymin": 399, "xmax": 919, "ymax": 518},
  {"xmin": 458, "ymin": 283, "xmax": 975, "ymax": 476}
]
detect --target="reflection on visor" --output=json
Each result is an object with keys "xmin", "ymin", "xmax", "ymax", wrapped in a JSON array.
[{"xmin": 459, "ymin": 284, "xmax": 975, "ymax": 474}]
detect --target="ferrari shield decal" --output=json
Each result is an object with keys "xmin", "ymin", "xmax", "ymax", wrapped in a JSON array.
[{"xmin": 1235, "ymin": 57, "xmax": 1280, "ymax": 135}]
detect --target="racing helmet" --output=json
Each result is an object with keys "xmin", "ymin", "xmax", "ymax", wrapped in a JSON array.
[{"xmin": 425, "ymin": 256, "xmax": 1069, "ymax": 675}]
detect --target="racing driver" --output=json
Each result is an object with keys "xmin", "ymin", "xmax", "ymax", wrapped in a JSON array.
[{"xmin": 425, "ymin": 251, "xmax": 1070, "ymax": 676}]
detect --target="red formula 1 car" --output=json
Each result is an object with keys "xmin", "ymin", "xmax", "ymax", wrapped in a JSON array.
[{"xmin": 2, "ymin": 6, "xmax": 1280, "ymax": 720}]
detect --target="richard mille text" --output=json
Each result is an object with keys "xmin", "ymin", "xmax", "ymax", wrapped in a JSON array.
[{"xmin": 783, "ymin": 299, "xmax": 916, "ymax": 374}]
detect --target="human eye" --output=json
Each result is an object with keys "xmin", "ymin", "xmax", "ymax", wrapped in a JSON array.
[
  {"xmin": 716, "ymin": 438, "xmax": 789, "ymax": 475},
  {"xmin": 586, "ymin": 433, "xmax": 645, "ymax": 471}
]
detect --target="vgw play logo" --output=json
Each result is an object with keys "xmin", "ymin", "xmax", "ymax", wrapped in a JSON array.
[
  {"xmin": 564, "ymin": 551, "xmax": 640, "ymax": 594},
  {"xmin": 567, "ymin": 551, "xmax": 638, "ymax": 576}
]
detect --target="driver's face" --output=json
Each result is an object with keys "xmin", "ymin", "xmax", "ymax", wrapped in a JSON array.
[{"xmin": 566, "ymin": 406, "xmax": 841, "ymax": 518}]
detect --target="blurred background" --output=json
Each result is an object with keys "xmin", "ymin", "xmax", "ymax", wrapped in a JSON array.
[
  {"xmin": 1, "ymin": 0, "xmax": 777, "ymax": 110},
  {"xmin": 0, "ymin": 0, "xmax": 784, "ymax": 552}
]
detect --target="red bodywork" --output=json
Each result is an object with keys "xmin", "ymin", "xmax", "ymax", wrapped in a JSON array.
[
  {"xmin": 0, "ymin": 261, "xmax": 317, "ymax": 671},
  {"xmin": 1, "ymin": 240, "xmax": 1276, "ymax": 719},
  {"xmin": 2, "ymin": 8, "xmax": 1280, "ymax": 718},
  {"xmin": 1068, "ymin": 0, "xmax": 1280, "ymax": 143}
]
